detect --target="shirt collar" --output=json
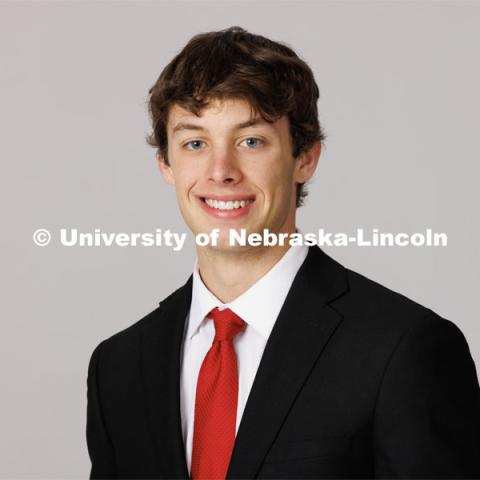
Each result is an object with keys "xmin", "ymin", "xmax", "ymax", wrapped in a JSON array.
[{"xmin": 187, "ymin": 240, "xmax": 308, "ymax": 341}]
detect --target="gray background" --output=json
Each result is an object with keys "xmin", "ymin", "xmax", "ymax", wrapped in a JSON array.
[{"xmin": 1, "ymin": 0, "xmax": 479, "ymax": 477}]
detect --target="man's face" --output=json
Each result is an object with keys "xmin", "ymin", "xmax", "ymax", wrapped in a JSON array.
[{"xmin": 158, "ymin": 98, "xmax": 319, "ymax": 250}]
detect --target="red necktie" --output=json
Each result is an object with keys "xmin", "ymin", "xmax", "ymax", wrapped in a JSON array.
[{"xmin": 191, "ymin": 307, "xmax": 246, "ymax": 480}]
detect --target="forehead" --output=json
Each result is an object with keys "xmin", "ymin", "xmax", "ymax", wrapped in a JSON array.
[{"xmin": 167, "ymin": 98, "xmax": 288, "ymax": 136}]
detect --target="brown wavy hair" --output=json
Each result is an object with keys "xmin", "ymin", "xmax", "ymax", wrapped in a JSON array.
[{"xmin": 147, "ymin": 26, "xmax": 325, "ymax": 207}]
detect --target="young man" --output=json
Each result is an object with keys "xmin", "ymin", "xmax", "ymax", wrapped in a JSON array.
[{"xmin": 86, "ymin": 27, "xmax": 480, "ymax": 479}]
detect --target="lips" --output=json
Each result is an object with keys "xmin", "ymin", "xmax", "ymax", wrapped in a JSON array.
[
  {"xmin": 199, "ymin": 193, "xmax": 256, "ymax": 201},
  {"xmin": 198, "ymin": 195, "xmax": 255, "ymax": 219},
  {"xmin": 204, "ymin": 198, "xmax": 254, "ymax": 210}
]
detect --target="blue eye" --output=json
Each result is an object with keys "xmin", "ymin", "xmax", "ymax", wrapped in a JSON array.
[
  {"xmin": 241, "ymin": 137, "xmax": 263, "ymax": 148},
  {"xmin": 185, "ymin": 140, "xmax": 205, "ymax": 150}
]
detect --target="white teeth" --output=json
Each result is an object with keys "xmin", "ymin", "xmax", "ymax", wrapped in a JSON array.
[{"xmin": 204, "ymin": 198, "xmax": 253, "ymax": 210}]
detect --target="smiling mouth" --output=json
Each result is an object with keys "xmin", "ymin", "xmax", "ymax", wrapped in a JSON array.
[{"xmin": 201, "ymin": 197, "xmax": 255, "ymax": 211}]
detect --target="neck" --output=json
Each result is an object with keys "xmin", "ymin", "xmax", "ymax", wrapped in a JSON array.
[{"xmin": 196, "ymin": 243, "xmax": 292, "ymax": 303}]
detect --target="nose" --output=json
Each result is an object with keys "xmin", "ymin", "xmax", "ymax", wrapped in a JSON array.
[{"xmin": 207, "ymin": 146, "xmax": 242, "ymax": 185}]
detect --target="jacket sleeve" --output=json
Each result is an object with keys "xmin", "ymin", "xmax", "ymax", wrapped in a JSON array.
[
  {"xmin": 373, "ymin": 312, "xmax": 480, "ymax": 478},
  {"xmin": 86, "ymin": 341, "xmax": 117, "ymax": 479}
]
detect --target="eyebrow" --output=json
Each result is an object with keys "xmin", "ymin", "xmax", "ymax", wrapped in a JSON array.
[{"xmin": 172, "ymin": 117, "xmax": 270, "ymax": 136}]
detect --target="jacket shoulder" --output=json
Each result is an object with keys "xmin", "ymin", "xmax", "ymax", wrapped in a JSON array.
[
  {"xmin": 91, "ymin": 281, "xmax": 189, "ymax": 355},
  {"xmin": 331, "ymin": 266, "xmax": 475, "ymax": 369},
  {"xmin": 338, "ymin": 267, "xmax": 444, "ymax": 329}
]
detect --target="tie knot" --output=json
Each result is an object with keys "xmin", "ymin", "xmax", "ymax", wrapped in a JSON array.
[{"xmin": 208, "ymin": 307, "xmax": 245, "ymax": 342}]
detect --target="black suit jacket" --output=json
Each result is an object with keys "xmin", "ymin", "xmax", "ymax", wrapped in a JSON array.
[{"xmin": 86, "ymin": 246, "xmax": 480, "ymax": 478}]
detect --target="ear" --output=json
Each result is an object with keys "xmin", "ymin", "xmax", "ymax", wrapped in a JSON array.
[
  {"xmin": 294, "ymin": 141, "xmax": 321, "ymax": 184},
  {"xmin": 157, "ymin": 154, "xmax": 175, "ymax": 186}
]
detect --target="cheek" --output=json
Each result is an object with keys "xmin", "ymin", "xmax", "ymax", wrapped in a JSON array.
[
  {"xmin": 170, "ymin": 161, "xmax": 201, "ymax": 196},
  {"xmin": 256, "ymin": 160, "xmax": 294, "ymax": 196},
  {"xmin": 176, "ymin": 176, "xmax": 197, "ymax": 202}
]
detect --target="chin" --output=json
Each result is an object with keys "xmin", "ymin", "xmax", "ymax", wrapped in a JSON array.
[{"xmin": 208, "ymin": 241, "xmax": 261, "ymax": 255}]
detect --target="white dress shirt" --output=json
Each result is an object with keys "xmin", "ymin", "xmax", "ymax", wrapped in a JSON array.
[{"xmin": 179, "ymin": 244, "xmax": 308, "ymax": 474}]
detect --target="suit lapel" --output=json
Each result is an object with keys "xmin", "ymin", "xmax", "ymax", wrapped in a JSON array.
[
  {"xmin": 226, "ymin": 246, "xmax": 349, "ymax": 479},
  {"xmin": 141, "ymin": 277, "xmax": 192, "ymax": 479}
]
